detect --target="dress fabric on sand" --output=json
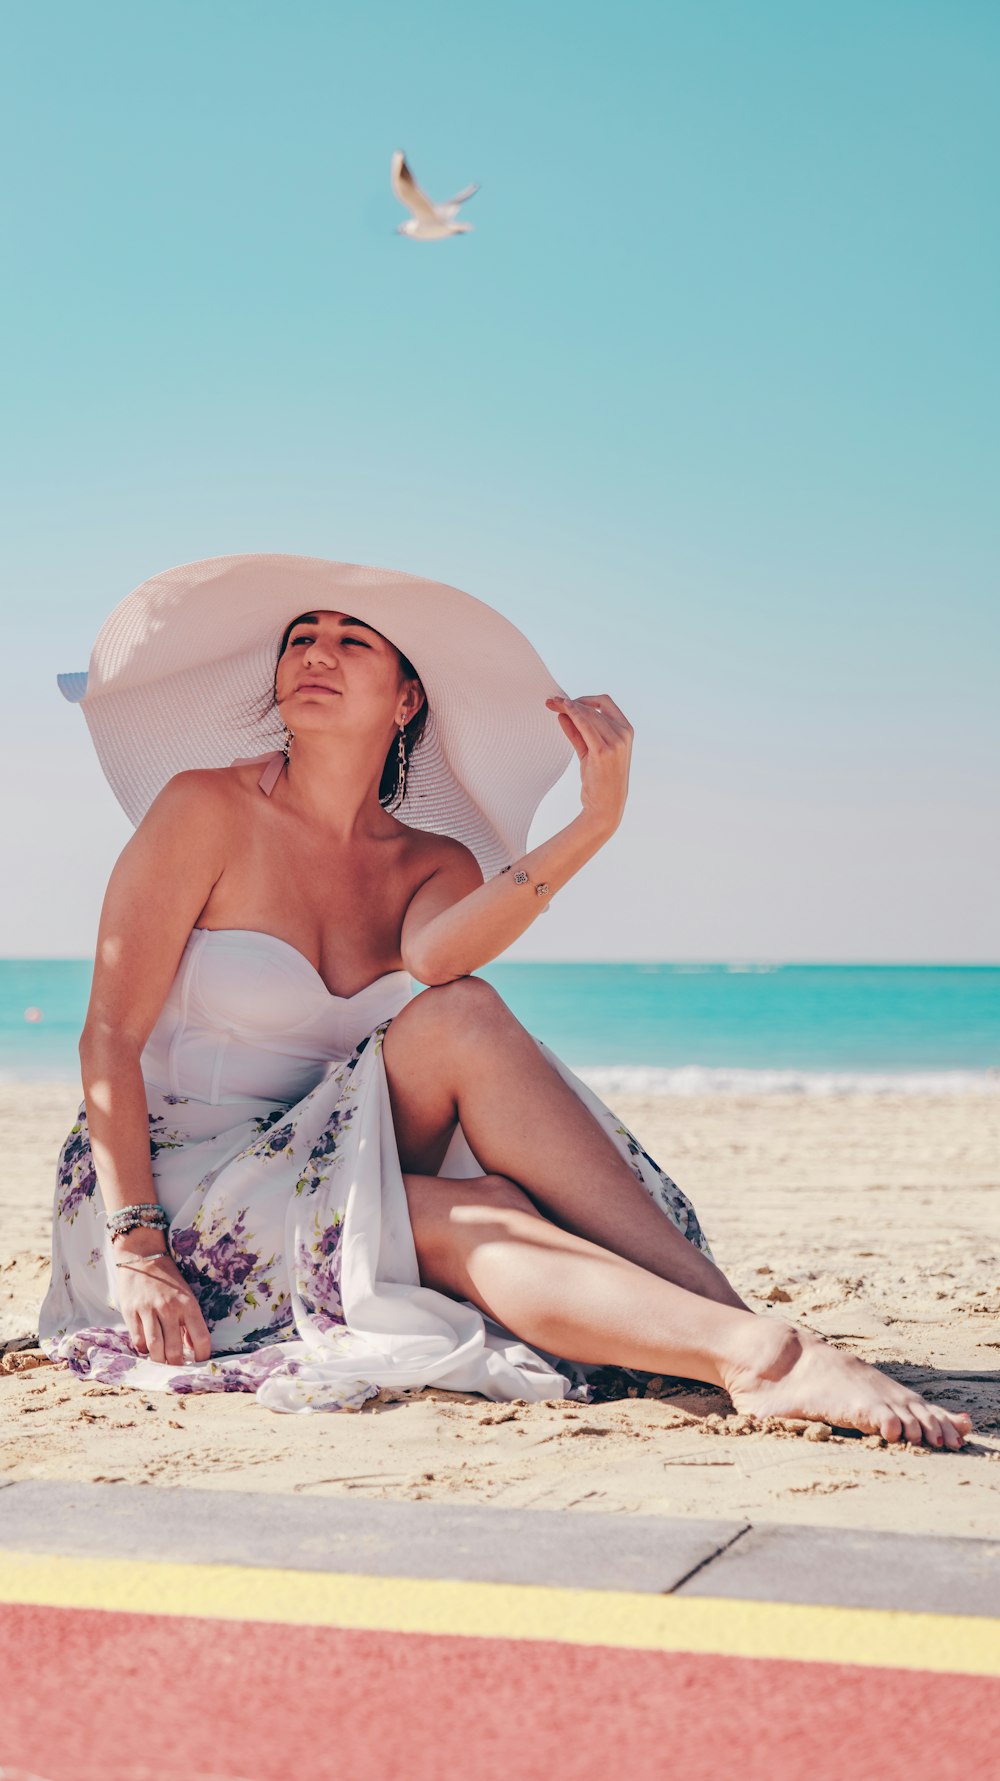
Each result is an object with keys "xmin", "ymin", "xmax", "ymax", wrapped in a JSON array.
[{"xmin": 38, "ymin": 757, "xmax": 714, "ymax": 1416}]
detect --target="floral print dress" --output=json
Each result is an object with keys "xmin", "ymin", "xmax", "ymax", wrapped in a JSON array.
[{"xmin": 38, "ymin": 925, "xmax": 713, "ymax": 1415}]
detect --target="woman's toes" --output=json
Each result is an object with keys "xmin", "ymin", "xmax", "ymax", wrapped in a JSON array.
[
  {"xmin": 897, "ymin": 1404, "xmax": 925, "ymax": 1445},
  {"xmin": 914, "ymin": 1404, "xmax": 945, "ymax": 1448},
  {"xmin": 936, "ymin": 1408, "xmax": 969, "ymax": 1450},
  {"xmin": 880, "ymin": 1409, "xmax": 903, "ymax": 1442}
]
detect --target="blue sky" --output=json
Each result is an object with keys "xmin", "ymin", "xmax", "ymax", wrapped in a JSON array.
[{"xmin": 2, "ymin": 0, "xmax": 997, "ymax": 959}]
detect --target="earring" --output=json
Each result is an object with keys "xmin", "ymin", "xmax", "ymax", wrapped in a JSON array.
[
  {"xmin": 282, "ymin": 723, "xmax": 294, "ymax": 760},
  {"xmin": 394, "ymin": 724, "xmax": 407, "ymax": 804}
]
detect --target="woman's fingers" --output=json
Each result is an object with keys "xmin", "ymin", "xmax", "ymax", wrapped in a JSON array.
[
  {"xmin": 148, "ymin": 1305, "xmax": 190, "ymax": 1367},
  {"xmin": 140, "ymin": 1306, "xmax": 164, "ymax": 1362},
  {"xmin": 169, "ymin": 1326, "xmax": 192, "ymax": 1366},
  {"xmin": 548, "ymin": 693, "xmax": 632, "ymax": 732},
  {"xmin": 183, "ymin": 1308, "xmax": 213, "ymax": 1363},
  {"xmin": 572, "ymin": 694, "xmax": 633, "ymax": 733},
  {"xmin": 547, "ymin": 696, "xmax": 630, "ymax": 747},
  {"xmin": 156, "ymin": 1286, "xmax": 207, "ymax": 1365},
  {"xmin": 138, "ymin": 1296, "xmax": 182, "ymax": 1364},
  {"xmin": 551, "ymin": 708, "xmax": 588, "ymax": 758},
  {"xmin": 547, "ymin": 693, "xmax": 634, "ymax": 832}
]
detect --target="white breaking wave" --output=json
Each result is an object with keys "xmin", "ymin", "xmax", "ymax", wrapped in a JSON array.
[
  {"xmin": 570, "ymin": 1064, "xmax": 1000, "ymax": 1097},
  {"xmin": 5, "ymin": 1055, "xmax": 999, "ymax": 1097}
]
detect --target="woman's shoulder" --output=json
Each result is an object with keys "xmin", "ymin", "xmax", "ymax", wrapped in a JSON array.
[
  {"xmin": 139, "ymin": 763, "xmax": 257, "ymax": 833},
  {"xmin": 392, "ymin": 820, "xmax": 484, "ymax": 884}
]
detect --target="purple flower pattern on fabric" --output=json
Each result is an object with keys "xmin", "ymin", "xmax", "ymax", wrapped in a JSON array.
[
  {"xmin": 41, "ymin": 1007, "xmax": 714, "ymax": 1411},
  {"xmin": 171, "ymin": 1201, "xmax": 285, "ymax": 1330},
  {"xmin": 612, "ymin": 1121, "xmax": 710, "ymax": 1254},
  {"xmin": 148, "ymin": 1112, "xmax": 186, "ymax": 1159},
  {"xmin": 166, "ymin": 1344, "xmax": 305, "ymax": 1394},
  {"xmin": 55, "ymin": 1112, "xmax": 97, "ymax": 1223},
  {"xmin": 258, "ymin": 1122, "xmax": 295, "ymax": 1157},
  {"xmin": 294, "ymin": 1101, "xmax": 357, "ymax": 1198},
  {"xmin": 252, "ymin": 1107, "xmax": 287, "ymax": 1138},
  {"xmin": 56, "ymin": 1102, "xmax": 185, "ymax": 1222},
  {"xmin": 293, "ymin": 1209, "xmax": 346, "ymax": 1333},
  {"xmin": 59, "ymin": 1326, "xmax": 141, "ymax": 1382}
]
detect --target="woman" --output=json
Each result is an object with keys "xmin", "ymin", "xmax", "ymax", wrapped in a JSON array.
[{"xmin": 39, "ymin": 552, "xmax": 971, "ymax": 1445}]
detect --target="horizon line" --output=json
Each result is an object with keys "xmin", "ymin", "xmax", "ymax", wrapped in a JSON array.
[{"xmin": 2, "ymin": 957, "xmax": 999, "ymax": 970}]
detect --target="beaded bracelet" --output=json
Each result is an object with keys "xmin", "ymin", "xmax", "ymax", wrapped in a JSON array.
[
  {"xmin": 107, "ymin": 1200, "xmax": 166, "ymax": 1224},
  {"xmin": 107, "ymin": 1202, "xmax": 169, "ymax": 1242},
  {"xmin": 498, "ymin": 863, "xmax": 552, "ymax": 912}
]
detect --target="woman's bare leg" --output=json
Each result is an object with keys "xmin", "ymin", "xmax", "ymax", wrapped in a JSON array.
[
  {"xmin": 383, "ymin": 977, "xmax": 746, "ymax": 1309},
  {"xmin": 404, "ymin": 1172, "xmax": 973, "ymax": 1450}
]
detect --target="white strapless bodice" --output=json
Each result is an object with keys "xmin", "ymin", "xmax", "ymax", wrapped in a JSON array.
[{"xmin": 140, "ymin": 926, "xmax": 414, "ymax": 1106}]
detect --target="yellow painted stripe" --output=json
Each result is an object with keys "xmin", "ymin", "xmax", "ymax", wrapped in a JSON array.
[{"xmin": 1, "ymin": 1549, "xmax": 998, "ymax": 1677}]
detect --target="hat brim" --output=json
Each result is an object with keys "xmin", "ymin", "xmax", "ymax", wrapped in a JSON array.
[
  {"xmin": 57, "ymin": 672, "xmax": 88, "ymax": 703},
  {"xmin": 60, "ymin": 551, "xmax": 574, "ymax": 878}
]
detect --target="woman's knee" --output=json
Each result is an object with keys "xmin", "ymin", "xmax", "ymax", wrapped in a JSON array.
[
  {"xmin": 465, "ymin": 1172, "xmax": 536, "ymax": 1214},
  {"xmin": 407, "ymin": 1171, "xmax": 536, "ymax": 1230},
  {"xmin": 404, "ymin": 1171, "xmax": 539, "ymax": 1294},
  {"xmin": 399, "ymin": 974, "xmax": 509, "ymax": 1045}
]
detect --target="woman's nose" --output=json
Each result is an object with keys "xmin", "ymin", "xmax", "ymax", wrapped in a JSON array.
[{"xmin": 303, "ymin": 639, "xmax": 337, "ymax": 667}]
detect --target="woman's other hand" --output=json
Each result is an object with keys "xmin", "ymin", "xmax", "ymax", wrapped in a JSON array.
[
  {"xmin": 114, "ymin": 1243, "xmax": 213, "ymax": 1366},
  {"xmin": 545, "ymin": 694, "xmax": 634, "ymax": 836}
]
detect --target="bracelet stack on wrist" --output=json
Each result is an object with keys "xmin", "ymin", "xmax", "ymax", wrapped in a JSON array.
[
  {"xmin": 107, "ymin": 1201, "xmax": 169, "ymax": 1247},
  {"xmin": 498, "ymin": 863, "xmax": 552, "ymax": 912},
  {"xmin": 107, "ymin": 1202, "xmax": 171, "ymax": 1268}
]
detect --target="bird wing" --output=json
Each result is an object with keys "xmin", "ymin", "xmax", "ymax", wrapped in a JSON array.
[
  {"xmin": 390, "ymin": 150, "xmax": 440, "ymax": 222},
  {"xmin": 438, "ymin": 181, "xmax": 480, "ymax": 220}
]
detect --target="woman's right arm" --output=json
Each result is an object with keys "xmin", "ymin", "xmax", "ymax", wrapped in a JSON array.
[{"xmin": 79, "ymin": 771, "xmax": 235, "ymax": 1364}]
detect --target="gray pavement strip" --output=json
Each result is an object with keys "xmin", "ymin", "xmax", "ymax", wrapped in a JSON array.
[
  {"xmin": 0, "ymin": 1480, "xmax": 997, "ymax": 1616},
  {"xmin": 677, "ymin": 1521, "xmax": 1000, "ymax": 1619},
  {"xmin": 0, "ymin": 1479, "xmax": 745, "ymax": 1595}
]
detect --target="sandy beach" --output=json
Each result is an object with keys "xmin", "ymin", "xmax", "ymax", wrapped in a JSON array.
[{"xmin": 3, "ymin": 1080, "xmax": 998, "ymax": 1536}]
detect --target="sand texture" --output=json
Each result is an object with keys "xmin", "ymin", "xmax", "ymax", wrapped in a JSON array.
[{"xmin": 3, "ymin": 1082, "xmax": 999, "ymax": 1535}]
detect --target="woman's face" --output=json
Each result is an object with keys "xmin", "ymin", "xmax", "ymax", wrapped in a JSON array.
[{"xmin": 274, "ymin": 609, "xmax": 423, "ymax": 739}]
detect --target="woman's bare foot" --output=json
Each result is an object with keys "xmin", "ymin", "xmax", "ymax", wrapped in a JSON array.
[{"xmin": 721, "ymin": 1317, "xmax": 973, "ymax": 1449}]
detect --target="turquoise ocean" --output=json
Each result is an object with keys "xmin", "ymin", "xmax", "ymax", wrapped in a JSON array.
[{"xmin": 2, "ymin": 960, "xmax": 997, "ymax": 1094}]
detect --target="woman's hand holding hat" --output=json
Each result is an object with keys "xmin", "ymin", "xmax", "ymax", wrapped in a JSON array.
[{"xmin": 545, "ymin": 693, "xmax": 634, "ymax": 837}]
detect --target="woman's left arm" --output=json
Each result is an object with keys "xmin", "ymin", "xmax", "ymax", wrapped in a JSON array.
[{"xmin": 401, "ymin": 693, "xmax": 632, "ymax": 985}]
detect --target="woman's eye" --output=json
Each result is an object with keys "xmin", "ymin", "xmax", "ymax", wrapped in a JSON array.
[{"xmin": 289, "ymin": 633, "xmax": 368, "ymax": 648}]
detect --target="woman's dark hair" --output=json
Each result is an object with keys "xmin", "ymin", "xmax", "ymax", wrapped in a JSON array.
[{"xmin": 271, "ymin": 610, "xmax": 429, "ymax": 811}]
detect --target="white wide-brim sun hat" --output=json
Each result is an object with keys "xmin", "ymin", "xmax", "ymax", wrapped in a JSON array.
[{"xmin": 58, "ymin": 551, "xmax": 575, "ymax": 879}]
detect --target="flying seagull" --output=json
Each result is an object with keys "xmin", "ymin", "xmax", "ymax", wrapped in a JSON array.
[{"xmin": 390, "ymin": 150, "xmax": 479, "ymax": 240}]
